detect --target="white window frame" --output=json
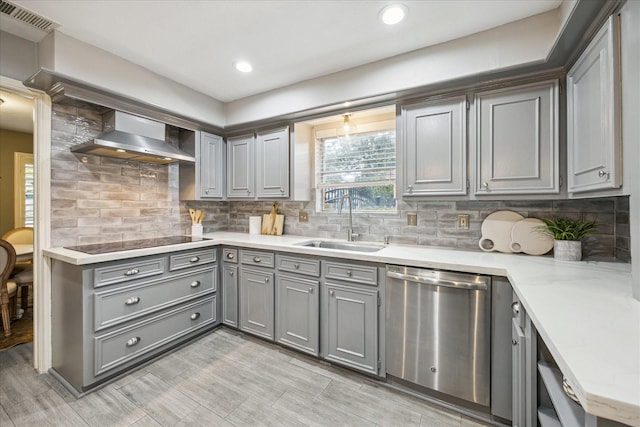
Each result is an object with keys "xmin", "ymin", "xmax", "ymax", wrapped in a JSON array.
[{"xmin": 14, "ymin": 151, "xmax": 34, "ymax": 227}]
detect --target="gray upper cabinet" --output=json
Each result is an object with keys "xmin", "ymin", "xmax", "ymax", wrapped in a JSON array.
[
  {"xmin": 401, "ymin": 96, "xmax": 467, "ymax": 196},
  {"xmin": 227, "ymin": 134, "xmax": 255, "ymax": 198},
  {"xmin": 199, "ymin": 132, "xmax": 225, "ymax": 199},
  {"xmin": 567, "ymin": 15, "xmax": 621, "ymax": 194},
  {"xmin": 256, "ymin": 127, "xmax": 290, "ymax": 198},
  {"xmin": 178, "ymin": 131, "xmax": 225, "ymax": 200},
  {"xmin": 475, "ymin": 80, "xmax": 560, "ymax": 195}
]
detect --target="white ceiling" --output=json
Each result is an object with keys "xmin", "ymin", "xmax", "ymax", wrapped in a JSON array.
[{"xmin": 7, "ymin": 0, "xmax": 563, "ymax": 103}]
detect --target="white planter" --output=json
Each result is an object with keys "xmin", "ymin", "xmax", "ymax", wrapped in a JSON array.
[{"xmin": 554, "ymin": 240, "xmax": 582, "ymax": 261}]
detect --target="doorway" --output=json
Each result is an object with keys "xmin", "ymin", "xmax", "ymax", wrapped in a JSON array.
[{"xmin": 0, "ymin": 75, "xmax": 52, "ymax": 372}]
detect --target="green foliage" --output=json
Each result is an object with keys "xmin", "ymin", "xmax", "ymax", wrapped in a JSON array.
[{"xmin": 540, "ymin": 217, "xmax": 597, "ymax": 241}]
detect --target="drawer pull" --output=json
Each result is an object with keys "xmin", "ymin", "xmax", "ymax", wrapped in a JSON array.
[
  {"xmin": 511, "ymin": 301, "xmax": 520, "ymax": 315},
  {"xmin": 265, "ymin": 277, "xmax": 269, "ymax": 283},
  {"xmin": 190, "ymin": 312, "xmax": 201, "ymax": 320},
  {"xmin": 125, "ymin": 297, "xmax": 140, "ymax": 305},
  {"xmin": 512, "ymin": 339, "xmax": 518, "ymax": 346},
  {"xmin": 126, "ymin": 336, "xmax": 141, "ymax": 347},
  {"xmin": 189, "ymin": 256, "xmax": 200, "ymax": 263},
  {"xmin": 309, "ymin": 287, "xmax": 314, "ymax": 294},
  {"xmin": 294, "ymin": 263, "xmax": 300, "ymax": 269},
  {"xmin": 253, "ymin": 256, "xmax": 261, "ymax": 263},
  {"xmin": 190, "ymin": 281, "xmax": 201, "ymax": 288},
  {"xmin": 124, "ymin": 268, "xmax": 140, "ymax": 276},
  {"xmin": 229, "ymin": 271, "xmax": 234, "ymax": 276},
  {"xmin": 346, "ymin": 270, "xmax": 352, "ymax": 277},
  {"xmin": 330, "ymin": 290, "xmax": 335, "ymax": 296},
  {"xmin": 226, "ymin": 252, "xmax": 235, "ymax": 259}
]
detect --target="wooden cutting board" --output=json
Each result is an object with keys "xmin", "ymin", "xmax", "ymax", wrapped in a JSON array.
[
  {"xmin": 261, "ymin": 202, "xmax": 284, "ymax": 235},
  {"xmin": 479, "ymin": 211, "xmax": 524, "ymax": 253},
  {"xmin": 510, "ymin": 218, "xmax": 553, "ymax": 255}
]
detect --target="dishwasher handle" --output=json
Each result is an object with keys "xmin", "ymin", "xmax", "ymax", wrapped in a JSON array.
[{"xmin": 386, "ymin": 270, "xmax": 488, "ymax": 291}]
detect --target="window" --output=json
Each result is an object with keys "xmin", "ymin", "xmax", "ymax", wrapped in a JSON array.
[
  {"xmin": 14, "ymin": 152, "xmax": 34, "ymax": 227},
  {"xmin": 316, "ymin": 126, "xmax": 396, "ymax": 212}
]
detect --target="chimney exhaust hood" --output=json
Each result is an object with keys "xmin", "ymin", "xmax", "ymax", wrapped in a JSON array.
[{"xmin": 71, "ymin": 111, "xmax": 195, "ymax": 164}]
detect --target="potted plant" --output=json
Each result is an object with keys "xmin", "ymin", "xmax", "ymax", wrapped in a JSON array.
[{"xmin": 540, "ymin": 217, "xmax": 597, "ymax": 261}]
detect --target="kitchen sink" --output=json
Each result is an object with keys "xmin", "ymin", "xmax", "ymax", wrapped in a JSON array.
[{"xmin": 295, "ymin": 240, "xmax": 385, "ymax": 252}]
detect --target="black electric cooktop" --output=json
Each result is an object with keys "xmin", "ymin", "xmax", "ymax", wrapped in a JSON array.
[{"xmin": 64, "ymin": 236, "xmax": 211, "ymax": 255}]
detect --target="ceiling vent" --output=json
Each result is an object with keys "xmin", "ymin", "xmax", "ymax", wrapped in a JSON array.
[{"xmin": 0, "ymin": 0, "xmax": 58, "ymax": 31}]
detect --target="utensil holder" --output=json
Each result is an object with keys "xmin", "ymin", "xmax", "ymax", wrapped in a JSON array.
[
  {"xmin": 191, "ymin": 224, "xmax": 203, "ymax": 237},
  {"xmin": 249, "ymin": 216, "xmax": 262, "ymax": 235}
]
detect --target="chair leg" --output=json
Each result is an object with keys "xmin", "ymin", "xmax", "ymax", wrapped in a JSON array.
[
  {"xmin": 20, "ymin": 284, "xmax": 30, "ymax": 310},
  {"xmin": 1, "ymin": 302, "xmax": 11, "ymax": 337}
]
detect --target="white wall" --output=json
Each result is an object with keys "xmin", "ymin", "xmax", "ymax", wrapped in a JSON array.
[
  {"xmin": 0, "ymin": 30, "xmax": 37, "ymax": 81},
  {"xmin": 40, "ymin": 32, "xmax": 226, "ymax": 127},
  {"xmin": 620, "ymin": 0, "xmax": 640, "ymax": 300},
  {"xmin": 225, "ymin": 10, "xmax": 561, "ymax": 126}
]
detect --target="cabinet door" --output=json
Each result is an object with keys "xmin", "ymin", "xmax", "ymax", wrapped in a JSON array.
[
  {"xmin": 324, "ymin": 282, "xmax": 378, "ymax": 375},
  {"xmin": 199, "ymin": 132, "xmax": 225, "ymax": 199},
  {"xmin": 512, "ymin": 318, "xmax": 527, "ymax": 427},
  {"xmin": 239, "ymin": 267, "xmax": 274, "ymax": 340},
  {"xmin": 401, "ymin": 96, "xmax": 467, "ymax": 196},
  {"xmin": 256, "ymin": 127, "xmax": 289, "ymax": 198},
  {"xmin": 567, "ymin": 16, "xmax": 621, "ymax": 193},
  {"xmin": 475, "ymin": 80, "xmax": 559, "ymax": 195},
  {"xmin": 275, "ymin": 274, "xmax": 319, "ymax": 355},
  {"xmin": 222, "ymin": 264, "xmax": 238, "ymax": 327},
  {"xmin": 227, "ymin": 134, "xmax": 255, "ymax": 198}
]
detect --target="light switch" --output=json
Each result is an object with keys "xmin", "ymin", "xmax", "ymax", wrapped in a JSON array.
[
  {"xmin": 299, "ymin": 211, "xmax": 309, "ymax": 223},
  {"xmin": 407, "ymin": 213, "xmax": 417, "ymax": 226},
  {"xmin": 457, "ymin": 214, "xmax": 469, "ymax": 230}
]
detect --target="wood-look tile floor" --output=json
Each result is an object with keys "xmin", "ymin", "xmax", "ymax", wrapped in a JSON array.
[{"xmin": 0, "ymin": 328, "xmax": 494, "ymax": 427}]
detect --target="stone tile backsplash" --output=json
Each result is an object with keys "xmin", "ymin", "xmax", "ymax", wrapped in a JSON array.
[{"xmin": 51, "ymin": 102, "xmax": 630, "ymax": 262}]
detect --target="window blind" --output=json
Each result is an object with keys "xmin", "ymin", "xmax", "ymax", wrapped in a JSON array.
[{"xmin": 316, "ymin": 130, "xmax": 396, "ymax": 189}]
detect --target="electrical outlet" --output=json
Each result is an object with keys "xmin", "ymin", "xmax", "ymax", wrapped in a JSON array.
[
  {"xmin": 457, "ymin": 214, "xmax": 469, "ymax": 230},
  {"xmin": 407, "ymin": 212, "xmax": 417, "ymax": 227},
  {"xmin": 299, "ymin": 211, "xmax": 309, "ymax": 223}
]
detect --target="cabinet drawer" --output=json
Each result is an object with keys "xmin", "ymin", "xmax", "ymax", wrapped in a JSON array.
[
  {"xmin": 277, "ymin": 255, "xmax": 320, "ymax": 277},
  {"xmin": 223, "ymin": 247, "xmax": 238, "ymax": 263},
  {"xmin": 94, "ymin": 267, "xmax": 217, "ymax": 331},
  {"xmin": 325, "ymin": 262, "xmax": 378, "ymax": 286},
  {"xmin": 240, "ymin": 249, "xmax": 274, "ymax": 268},
  {"xmin": 94, "ymin": 296, "xmax": 216, "ymax": 376},
  {"xmin": 94, "ymin": 257, "xmax": 165, "ymax": 288},
  {"xmin": 169, "ymin": 249, "xmax": 216, "ymax": 271}
]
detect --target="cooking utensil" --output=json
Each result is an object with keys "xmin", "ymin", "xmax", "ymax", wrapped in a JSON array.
[
  {"xmin": 479, "ymin": 211, "xmax": 524, "ymax": 253},
  {"xmin": 510, "ymin": 218, "xmax": 553, "ymax": 255},
  {"xmin": 189, "ymin": 208, "xmax": 196, "ymax": 224}
]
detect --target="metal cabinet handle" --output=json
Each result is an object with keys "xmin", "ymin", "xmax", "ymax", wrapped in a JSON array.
[
  {"xmin": 407, "ymin": 185, "xmax": 413, "ymax": 193},
  {"xmin": 265, "ymin": 277, "xmax": 269, "ymax": 283},
  {"xmin": 598, "ymin": 169, "xmax": 608, "ymax": 178},
  {"xmin": 294, "ymin": 263, "xmax": 300, "ymax": 269},
  {"xmin": 512, "ymin": 339, "xmax": 518, "ymax": 346},
  {"xmin": 511, "ymin": 301, "xmax": 520, "ymax": 315},
  {"xmin": 125, "ymin": 297, "xmax": 140, "ymax": 305},
  {"xmin": 253, "ymin": 256, "xmax": 261, "ymax": 263},
  {"xmin": 226, "ymin": 252, "xmax": 235, "ymax": 259},
  {"xmin": 205, "ymin": 190, "xmax": 209, "ymax": 194},
  {"xmin": 189, "ymin": 256, "xmax": 200, "ymax": 263},
  {"xmin": 190, "ymin": 281, "xmax": 200, "ymax": 288},
  {"xmin": 229, "ymin": 271, "xmax": 234, "ymax": 276},
  {"xmin": 346, "ymin": 270, "xmax": 352, "ymax": 277},
  {"xmin": 280, "ymin": 187, "xmax": 285, "ymax": 193},
  {"xmin": 309, "ymin": 287, "xmax": 314, "ymax": 294},
  {"xmin": 482, "ymin": 181, "xmax": 489, "ymax": 188},
  {"xmin": 330, "ymin": 290, "xmax": 334, "ymax": 296},
  {"xmin": 124, "ymin": 268, "xmax": 139, "ymax": 276},
  {"xmin": 190, "ymin": 312, "xmax": 200, "ymax": 320},
  {"xmin": 126, "ymin": 336, "xmax": 141, "ymax": 347}
]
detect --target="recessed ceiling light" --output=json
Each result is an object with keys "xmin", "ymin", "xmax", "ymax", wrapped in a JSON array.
[
  {"xmin": 233, "ymin": 61, "xmax": 253, "ymax": 73},
  {"xmin": 379, "ymin": 4, "xmax": 407, "ymax": 25}
]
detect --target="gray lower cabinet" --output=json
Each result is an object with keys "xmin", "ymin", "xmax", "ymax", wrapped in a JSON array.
[
  {"xmin": 239, "ymin": 249, "xmax": 275, "ymax": 340},
  {"xmin": 50, "ymin": 247, "xmax": 218, "ymax": 394},
  {"xmin": 275, "ymin": 254, "xmax": 321, "ymax": 356},
  {"xmin": 322, "ymin": 260, "xmax": 380, "ymax": 375},
  {"xmin": 511, "ymin": 292, "xmax": 538, "ymax": 427},
  {"xmin": 275, "ymin": 274, "xmax": 319, "ymax": 356},
  {"xmin": 222, "ymin": 248, "xmax": 238, "ymax": 327}
]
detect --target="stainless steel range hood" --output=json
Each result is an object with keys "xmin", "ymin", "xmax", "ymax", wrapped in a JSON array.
[{"xmin": 71, "ymin": 111, "xmax": 195, "ymax": 164}]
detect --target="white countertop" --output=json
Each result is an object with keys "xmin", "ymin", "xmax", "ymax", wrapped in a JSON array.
[{"xmin": 44, "ymin": 232, "xmax": 640, "ymax": 426}]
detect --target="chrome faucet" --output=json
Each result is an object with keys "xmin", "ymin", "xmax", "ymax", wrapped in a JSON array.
[{"xmin": 338, "ymin": 194, "xmax": 358, "ymax": 242}]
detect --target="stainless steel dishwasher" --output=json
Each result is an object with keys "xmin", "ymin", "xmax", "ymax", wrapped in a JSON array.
[{"xmin": 386, "ymin": 265, "xmax": 491, "ymax": 407}]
